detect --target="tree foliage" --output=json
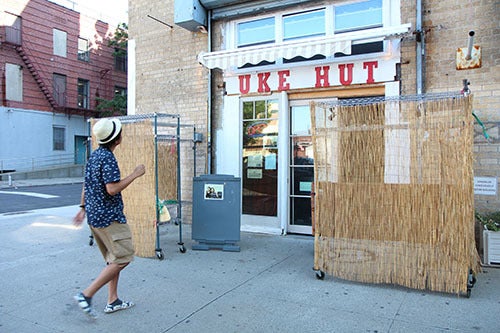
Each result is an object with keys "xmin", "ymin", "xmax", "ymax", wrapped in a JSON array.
[
  {"xmin": 108, "ymin": 22, "xmax": 128, "ymax": 57},
  {"xmin": 96, "ymin": 94, "xmax": 127, "ymax": 117},
  {"xmin": 95, "ymin": 23, "xmax": 128, "ymax": 116}
]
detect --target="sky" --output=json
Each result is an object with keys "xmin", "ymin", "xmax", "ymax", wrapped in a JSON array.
[{"xmin": 49, "ymin": 0, "xmax": 128, "ymax": 25}]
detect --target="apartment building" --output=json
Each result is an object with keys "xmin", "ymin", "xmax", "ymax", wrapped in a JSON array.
[
  {"xmin": 0, "ymin": 0, "xmax": 127, "ymax": 171},
  {"xmin": 128, "ymin": 0, "xmax": 499, "ymax": 234}
]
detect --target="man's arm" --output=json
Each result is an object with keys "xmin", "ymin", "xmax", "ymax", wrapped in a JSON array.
[{"xmin": 106, "ymin": 164, "xmax": 146, "ymax": 196}]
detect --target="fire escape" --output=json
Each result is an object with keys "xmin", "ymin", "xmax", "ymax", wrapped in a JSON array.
[{"xmin": 2, "ymin": 23, "xmax": 99, "ymax": 116}]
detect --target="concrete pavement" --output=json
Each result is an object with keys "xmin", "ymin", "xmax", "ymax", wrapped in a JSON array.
[{"xmin": 0, "ymin": 179, "xmax": 499, "ymax": 332}]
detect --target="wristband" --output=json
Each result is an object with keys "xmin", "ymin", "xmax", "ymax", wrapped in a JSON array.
[{"xmin": 79, "ymin": 204, "xmax": 85, "ymax": 209}]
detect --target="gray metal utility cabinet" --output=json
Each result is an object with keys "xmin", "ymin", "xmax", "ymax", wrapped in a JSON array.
[{"xmin": 192, "ymin": 174, "xmax": 241, "ymax": 251}]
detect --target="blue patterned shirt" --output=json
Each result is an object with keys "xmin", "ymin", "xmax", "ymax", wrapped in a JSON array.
[{"xmin": 84, "ymin": 147, "xmax": 126, "ymax": 228}]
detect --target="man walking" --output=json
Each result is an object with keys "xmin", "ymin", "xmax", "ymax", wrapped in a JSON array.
[{"xmin": 73, "ymin": 118, "xmax": 145, "ymax": 318}]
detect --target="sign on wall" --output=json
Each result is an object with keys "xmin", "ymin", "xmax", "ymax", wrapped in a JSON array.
[
  {"xmin": 474, "ymin": 177, "xmax": 498, "ymax": 196},
  {"xmin": 225, "ymin": 57, "xmax": 399, "ymax": 95}
]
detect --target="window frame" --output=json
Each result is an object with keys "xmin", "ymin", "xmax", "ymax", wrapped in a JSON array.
[
  {"xmin": 231, "ymin": 0, "xmax": 394, "ymax": 63},
  {"xmin": 53, "ymin": 126, "xmax": 66, "ymax": 151},
  {"xmin": 114, "ymin": 86, "xmax": 127, "ymax": 97},
  {"xmin": 114, "ymin": 49, "xmax": 127, "ymax": 72},
  {"xmin": 283, "ymin": 8, "xmax": 326, "ymax": 42},
  {"xmin": 53, "ymin": 28, "xmax": 67, "ymax": 58},
  {"xmin": 334, "ymin": 0, "xmax": 383, "ymax": 33},
  {"xmin": 5, "ymin": 63, "xmax": 23, "ymax": 102},
  {"xmin": 78, "ymin": 37, "xmax": 90, "ymax": 62},
  {"xmin": 77, "ymin": 78, "xmax": 90, "ymax": 109}
]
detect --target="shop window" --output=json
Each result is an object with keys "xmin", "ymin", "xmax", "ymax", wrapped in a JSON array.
[
  {"xmin": 77, "ymin": 79, "xmax": 89, "ymax": 108},
  {"xmin": 53, "ymin": 126, "xmax": 65, "ymax": 151},
  {"xmin": 237, "ymin": 17, "xmax": 275, "ymax": 47},
  {"xmin": 53, "ymin": 29, "xmax": 67, "ymax": 57},
  {"xmin": 5, "ymin": 63, "xmax": 23, "ymax": 102},
  {"xmin": 283, "ymin": 8, "xmax": 325, "ymax": 41},
  {"xmin": 78, "ymin": 37, "xmax": 89, "ymax": 62},
  {"xmin": 334, "ymin": 0, "xmax": 382, "ymax": 33}
]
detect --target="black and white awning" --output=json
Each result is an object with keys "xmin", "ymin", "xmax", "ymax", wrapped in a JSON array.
[{"xmin": 197, "ymin": 24, "xmax": 411, "ymax": 70}]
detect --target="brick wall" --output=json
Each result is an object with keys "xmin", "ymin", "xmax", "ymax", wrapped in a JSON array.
[
  {"xmin": 129, "ymin": 0, "xmax": 209, "ymax": 221},
  {"xmin": 0, "ymin": 0, "xmax": 125, "ymax": 114},
  {"xmin": 400, "ymin": 0, "xmax": 500, "ymax": 212}
]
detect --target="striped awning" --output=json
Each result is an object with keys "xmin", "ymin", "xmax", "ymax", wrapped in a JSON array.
[{"xmin": 197, "ymin": 24, "xmax": 411, "ymax": 70}]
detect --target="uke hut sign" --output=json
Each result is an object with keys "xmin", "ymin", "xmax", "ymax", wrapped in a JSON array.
[{"xmin": 225, "ymin": 58, "xmax": 399, "ymax": 95}]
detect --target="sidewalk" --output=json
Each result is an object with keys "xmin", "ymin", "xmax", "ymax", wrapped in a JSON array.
[
  {"xmin": 0, "ymin": 203, "xmax": 499, "ymax": 333},
  {"xmin": 0, "ymin": 177, "xmax": 83, "ymax": 189}
]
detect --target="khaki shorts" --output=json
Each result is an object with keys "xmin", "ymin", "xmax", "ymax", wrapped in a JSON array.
[{"xmin": 91, "ymin": 222, "xmax": 135, "ymax": 264}]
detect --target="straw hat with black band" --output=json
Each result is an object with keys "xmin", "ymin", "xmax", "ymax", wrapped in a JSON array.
[{"xmin": 93, "ymin": 118, "xmax": 122, "ymax": 145}]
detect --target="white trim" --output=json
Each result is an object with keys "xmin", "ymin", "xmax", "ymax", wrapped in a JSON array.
[
  {"xmin": 127, "ymin": 39, "xmax": 136, "ymax": 115},
  {"xmin": 279, "ymin": 91, "xmax": 289, "ymax": 234}
]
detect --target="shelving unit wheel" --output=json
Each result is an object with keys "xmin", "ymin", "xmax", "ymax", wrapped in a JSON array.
[
  {"xmin": 179, "ymin": 243, "xmax": 186, "ymax": 253},
  {"xmin": 156, "ymin": 249, "xmax": 164, "ymax": 260},
  {"xmin": 315, "ymin": 270, "xmax": 325, "ymax": 280}
]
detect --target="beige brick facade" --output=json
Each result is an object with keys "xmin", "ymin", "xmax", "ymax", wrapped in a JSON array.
[
  {"xmin": 129, "ymin": 0, "xmax": 500, "ymax": 218},
  {"xmin": 129, "ymin": 0, "xmax": 209, "ymax": 221}
]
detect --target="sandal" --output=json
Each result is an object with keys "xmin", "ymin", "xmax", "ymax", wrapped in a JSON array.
[
  {"xmin": 74, "ymin": 292, "xmax": 97, "ymax": 319},
  {"xmin": 104, "ymin": 299, "xmax": 135, "ymax": 313}
]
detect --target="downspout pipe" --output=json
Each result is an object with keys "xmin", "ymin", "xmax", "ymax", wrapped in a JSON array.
[
  {"xmin": 207, "ymin": 10, "xmax": 213, "ymax": 174},
  {"xmin": 416, "ymin": 0, "xmax": 424, "ymax": 94}
]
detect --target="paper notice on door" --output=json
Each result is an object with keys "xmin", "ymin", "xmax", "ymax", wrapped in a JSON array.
[
  {"xmin": 247, "ymin": 169, "xmax": 263, "ymax": 179},
  {"xmin": 265, "ymin": 153, "xmax": 276, "ymax": 170},
  {"xmin": 248, "ymin": 154, "xmax": 263, "ymax": 167}
]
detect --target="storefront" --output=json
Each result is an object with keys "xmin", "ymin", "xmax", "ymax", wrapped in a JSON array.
[{"xmin": 197, "ymin": 1, "xmax": 411, "ymax": 235}]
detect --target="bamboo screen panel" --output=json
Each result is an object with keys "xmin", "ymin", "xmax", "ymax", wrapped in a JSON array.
[
  {"xmin": 311, "ymin": 95, "xmax": 479, "ymax": 295},
  {"xmin": 91, "ymin": 118, "xmax": 178, "ymax": 258}
]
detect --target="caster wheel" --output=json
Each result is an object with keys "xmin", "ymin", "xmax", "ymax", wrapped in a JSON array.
[
  {"xmin": 89, "ymin": 236, "xmax": 94, "ymax": 246},
  {"xmin": 466, "ymin": 288, "xmax": 471, "ymax": 298},
  {"xmin": 156, "ymin": 251, "xmax": 164, "ymax": 260},
  {"xmin": 315, "ymin": 270, "xmax": 325, "ymax": 280},
  {"xmin": 179, "ymin": 245, "xmax": 186, "ymax": 253}
]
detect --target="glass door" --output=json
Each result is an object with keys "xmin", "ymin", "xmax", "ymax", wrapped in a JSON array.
[
  {"xmin": 288, "ymin": 103, "xmax": 314, "ymax": 234},
  {"xmin": 242, "ymin": 99, "xmax": 279, "ymax": 218}
]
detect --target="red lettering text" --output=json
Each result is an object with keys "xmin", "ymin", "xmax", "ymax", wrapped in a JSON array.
[
  {"xmin": 258, "ymin": 72, "xmax": 271, "ymax": 93},
  {"xmin": 315, "ymin": 66, "xmax": 330, "ymax": 87},
  {"xmin": 239, "ymin": 75, "xmax": 251, "ymax": 94},
  {"xmin": 338, "ymin": 63, "xmax": 354, "ymax": 86},
  {"xmin": 277, "ymin": 70, "xmax": 290, "ymax": 91},
  {"xmin": 363, "ymin": 61, "xmax": 378, "ymax": 84}
]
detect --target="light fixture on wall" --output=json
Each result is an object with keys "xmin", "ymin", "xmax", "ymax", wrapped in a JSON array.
[
  {"xmin": 197, "ymin": 25, "xmax": 208, "ymax": 34},
  {"xmin": 456, "ymin": 30, "xmax": 481, "ymax": 70}
]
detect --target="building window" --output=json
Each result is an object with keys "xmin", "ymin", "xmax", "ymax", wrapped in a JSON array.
[
  {"xmin": 114, "ymin": 86, "xmax": 127, "ymax": 97},
  {"xmin": 53, "ymin": 29, "xmax": 67, "ymax": 57},
  {"xmin": 77, "ymin": 79, "xmax": 89, "ymax": 108},
  {"xmin": 334, "ymin": 0, "xmax": 382, "ymax": 33},
  {"xmin": 233, "ymin": 0, "xmax": 388, "ymax": 61},
  {"xmin": 53, "ymin": 126, "xmax": 65, "ymax": 151},
  {"xmin": 5, "ymin": 63, "xmax": 23, "ymax": 101},
  {"xmin": 53, "ymin": 73, "xmax": 67, "ymax": 106},
  {"xmin": 114, "ymin": 49, "xmax": 127, "ymax": 72},
  {"xmin": 283, "ymin": 9, "xmax": 325, "ymax": 41},
  {"xmin": 78, "ymin": 37, "xmax": 89, "ymax": 62},
  {"xmin": 5, "ymin": 13, "xmax": 21, "ymax": 45},
  {"xmin": 237, "ymin": 17, "xmax": 275, "ymax": 47}
]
